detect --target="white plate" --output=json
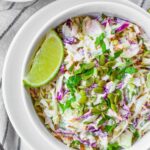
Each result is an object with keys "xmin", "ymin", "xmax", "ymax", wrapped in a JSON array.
[{"xmin": 2, "ymin": 0, "xmax": 150, "ymax": 150}]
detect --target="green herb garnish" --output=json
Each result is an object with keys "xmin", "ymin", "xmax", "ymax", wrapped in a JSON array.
[
  {"xmin": 129, "ymin": 124, "xmax": 140, "ymax": 143},
  {"xmin": 107, "ymin": 142, "xmax": 121, "ymax": 150},
  {"xmin": 98, "ymin": 115, "xmax": 113, "ymax": 126},
  {"xmin": 74, "ymin": 62, "xmax": 95, "ymax": 75},
  {"xmin": 109, "ymin": 50, "xmax": 123, "ymax": 61},
  {"xmin": 59, "ymin": 96, "xmax": 76, "ymax": 112},
  {"xmin": 104, "ymin": 124, "xmax": 116, "ymax": 133},
  {"xmin": 81, "ymin": 68, "xmax": 94, "ymax": 80},
  {"xmin": 95, "ymin": 33, "xmax": 105, "ymax": 47},
  {"xmin": 70, "ymin": 140, "xmax": 80, "ymax": 148},
  {"xmin": 95, "ymin": 33, "xmax": 109, "ymax": 53},
  {"xmin": 114, "ymin": 50, "xmax": 123, "ymax": 58},
  {"xmin": 125, "ymin": 67, "xmax": 138, "ymax": 74},
  {"xmin": 66, "ymin": 75, "xmax": 81, "ymax": 94}
]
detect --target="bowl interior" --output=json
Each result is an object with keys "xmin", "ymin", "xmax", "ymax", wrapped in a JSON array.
[{"xmin": 22, "ymin": 1, "xmax": 150, "ymax": 150}]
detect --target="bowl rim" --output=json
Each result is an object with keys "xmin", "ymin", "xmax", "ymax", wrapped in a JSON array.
[{"xmin": 2, "ymin": 0, "xmax": 150, "ymax": 150}]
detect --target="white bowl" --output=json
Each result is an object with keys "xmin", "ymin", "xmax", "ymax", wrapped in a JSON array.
[{"xmin": 2, "ymin": 0, "xmax": 150, "ymax": 150}]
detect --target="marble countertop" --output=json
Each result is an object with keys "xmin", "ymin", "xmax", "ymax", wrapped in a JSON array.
[{"xmin": 0, "ymin": 0, "xmax": 149, "ymax": 150}]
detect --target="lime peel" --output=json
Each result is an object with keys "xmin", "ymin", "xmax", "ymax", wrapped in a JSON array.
[{"xmin": 24, "ymin": 30, "xmax": 64, "ymax": 87}]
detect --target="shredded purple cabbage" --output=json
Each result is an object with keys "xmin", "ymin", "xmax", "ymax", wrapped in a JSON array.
[
  {"xmin": 60, "ymin": 64, "xmax": 65, "ymax": 74},
  {"xmin": 56, "ymin": 128, "xmax": 74, "ymax": 135},
  {"xmin": 129, "ymin": 40, "xmax": 137, "ymax": 45},
  {"xmin": 94, "ymin": 129, "xmax": 108, "ymax": 137},
  {"xmin": 133, "ymin": 118, "xmax": 138, "ymax": 127},
  {"xmin": 80, "ymin": 49, "xmax": 85, "ymax": 56},
  {"xmin": 114, "ymin": 17, "xmax": 129, "ymax": 24},
  {"xmin": 56, "ymin": 88, "xmax": 64, "ymax": 101},
  {"xmin": 76, "ymin": 111, "xmax": 92, "ymax": 120},
  {"xmin": 86, "ymin": 84, "xmax": 97, "ymax": 94},
  {"xmin": 103, "ymin": 86, "xmax": 109, "ymax": 99},
  {"xmin": 122, "ymin": 104, "xmax": 131, "ymax": 119},
  {"xmin": 87, "ymin": 125, "xmax": 97, "ymax": 132},
  {"xmin": 64, "ymin": 89, "xmax": 69, "ymax": 95},
  {"xmin": 91, "ymin": 84, "xmax": 97, "ymax": 88},
  {"xmin": 117, "ymin": 82, "xmax": 124, "ymax": 89},
  {"xmin": 87, "ymin": 52, "xmax": 92, "ymax": 57},
  {"xmin": 115, "ymin": 23, "xmax": 129, "ymax": 33},
  {"xmin": 87, "ymin": 125, "xmax": 107, "ymax": 138},
  {"xmin": 95, "ymin": 59, "xmax": 99, "ymax": 67},
  {"xmin": 63, "ymin": 37, "xmax": 78, "ymax": 45},
  {"xmin": 101, "ymin": 17, "xmax": 114, "ymax": 26}
]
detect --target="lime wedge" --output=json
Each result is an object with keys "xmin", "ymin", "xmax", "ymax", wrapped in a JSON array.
[{"xmin": 24, "ymin": 30, "xmax": 64, "ymax": 87}]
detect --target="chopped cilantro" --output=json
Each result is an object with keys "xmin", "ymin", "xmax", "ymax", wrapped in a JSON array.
[
  {"xmin": 81, "ymin": 68, "xmax": 94, "ymax": 80},
  {"xmin": 115, "ymin": 66, "xmax": 137, "ymax": 80},
  {"xmin": 106, "ymin": 98, "xmax": 111, "ymax": 108},
  {"xmin": 98, "ymin": 115, "xmax": 113, "ymax": 126},
  {"xmin": 74, "ymin": 62, "xmax": 95, "ymax": 75},
  {"xmin": 109, "ymin": 50, "xmax": 123, "ymax": 61},
  {"xmin": 104, "ymin": 124, "xmax": 116, "ymax": 133},
  {"xmin": 114, "ymin": 50, "xmax": 123, "ymax": 58},
  {"xmin": 107, "ymin": 142, "xmax": 121, "ymax": 150},
  {"xmin": 70, "ymin": 140, "xmax": 80, "ymax": 148},
  {"xmin": 98, "ymin": 118, "xmax": 107, "ymax": 126},
  {"xmin": 66, "ymin": 75, "xmax": 81, "ymax": 94},
  {"xmin": 128, "ymin": 124, "xmax": 140, "ymax": 143},
  {"xmin": 133, "ymin": 130, "xmax": 140, "ymax": 142},
  {"xmin": 95, "ymin": 33, "xmax": 105, "ymax": 47},
  {"xmin": 125, "ymin": 58, "xmax": 133, "ymax": 66},
  {"xmin": 68, "ymin": 64, "xmax": 74, "ymax": 72},
  {"xmin": 59, "ymin": 96, "xmax": 76, "ymax": 112},
  {"xmin": 101, "ymin": 41, "xmax": 107, "ymax": 53},
  {"xmin": 125, "ymin": 67, "xmax": 138, "ymax": 74},
  {"xmin": 95, "ymin": 33, "xmax": 109, "ymax": 53}
]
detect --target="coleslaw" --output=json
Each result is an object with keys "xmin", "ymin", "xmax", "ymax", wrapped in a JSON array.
[{"xmin": 28, "ymin": 14, "xmax": 150, "ymax": 150}]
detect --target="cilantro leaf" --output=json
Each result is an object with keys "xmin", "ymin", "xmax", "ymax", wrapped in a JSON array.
[
  {"xmin": 95, "ymin": 33, "xmax": 105, "ymax": 47},
  {"xmin": 133, "ymin": 130, "xmax": 140, "ymax": 142},
  {"xmin": 107, "ymin": 142, "xmax": 121, "ymax": 150},
  {"xmin": 101, "ymin": 41, "xmax": 107, "ymax": 53},
  {"xmin": 129, "ymin": 124, "xmax": 140, "ymax": 143},
  {"xmin": 106, "ymin": 98, "xmax": 111, "ymax": 108},
  {"xmin": 59, "ymin": 96, "xmax": 76, "ymax": 112},
  {"xmin": 116, "ymin": 66, "xmax": 137, "ymax": 80},
  {"xmin": 66, "ymin": 75, "xmax": 81, "ymax": 94},
  {"xmin": 95, "ymin": 33, "xmax": 109, "ymax": 53},
  {"xmin": 125, "ymin": 58, "xmax": 133, "ymax": 66},
  {"xmin": 98, "ymin": 118, "xmax": 107, "ymax": 126},
  {"xmin": 70, "ymin": 140, "xmax": 80, "ymax": 148},
  {"xmin": 68, "ymin": 64, "xmax": 74, "ymax": 72},
  {"xmin": 98, "ymin": 115, "xmax": 113, "ymax": 126},
  {"xmin": 81, "ymin": 68, "xmax": 94, "ymax": 80},
  {"xmin": 109, "ymin": 50, "xmax": 123, "ymax": 61},
  {"xmin": 114, "ymin": 50, "xmax": 123, "ymax": 58},
  {"xmin": 125, "ymin": 67, "xmax": 138, "ymax": 74},
  {"xmin": 104, "ymin": 124, "xmax": 116, "ymax": 133},
  {"xmin": 74, "ymin": 62, "xmax": 95, "ymax": 75}
]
